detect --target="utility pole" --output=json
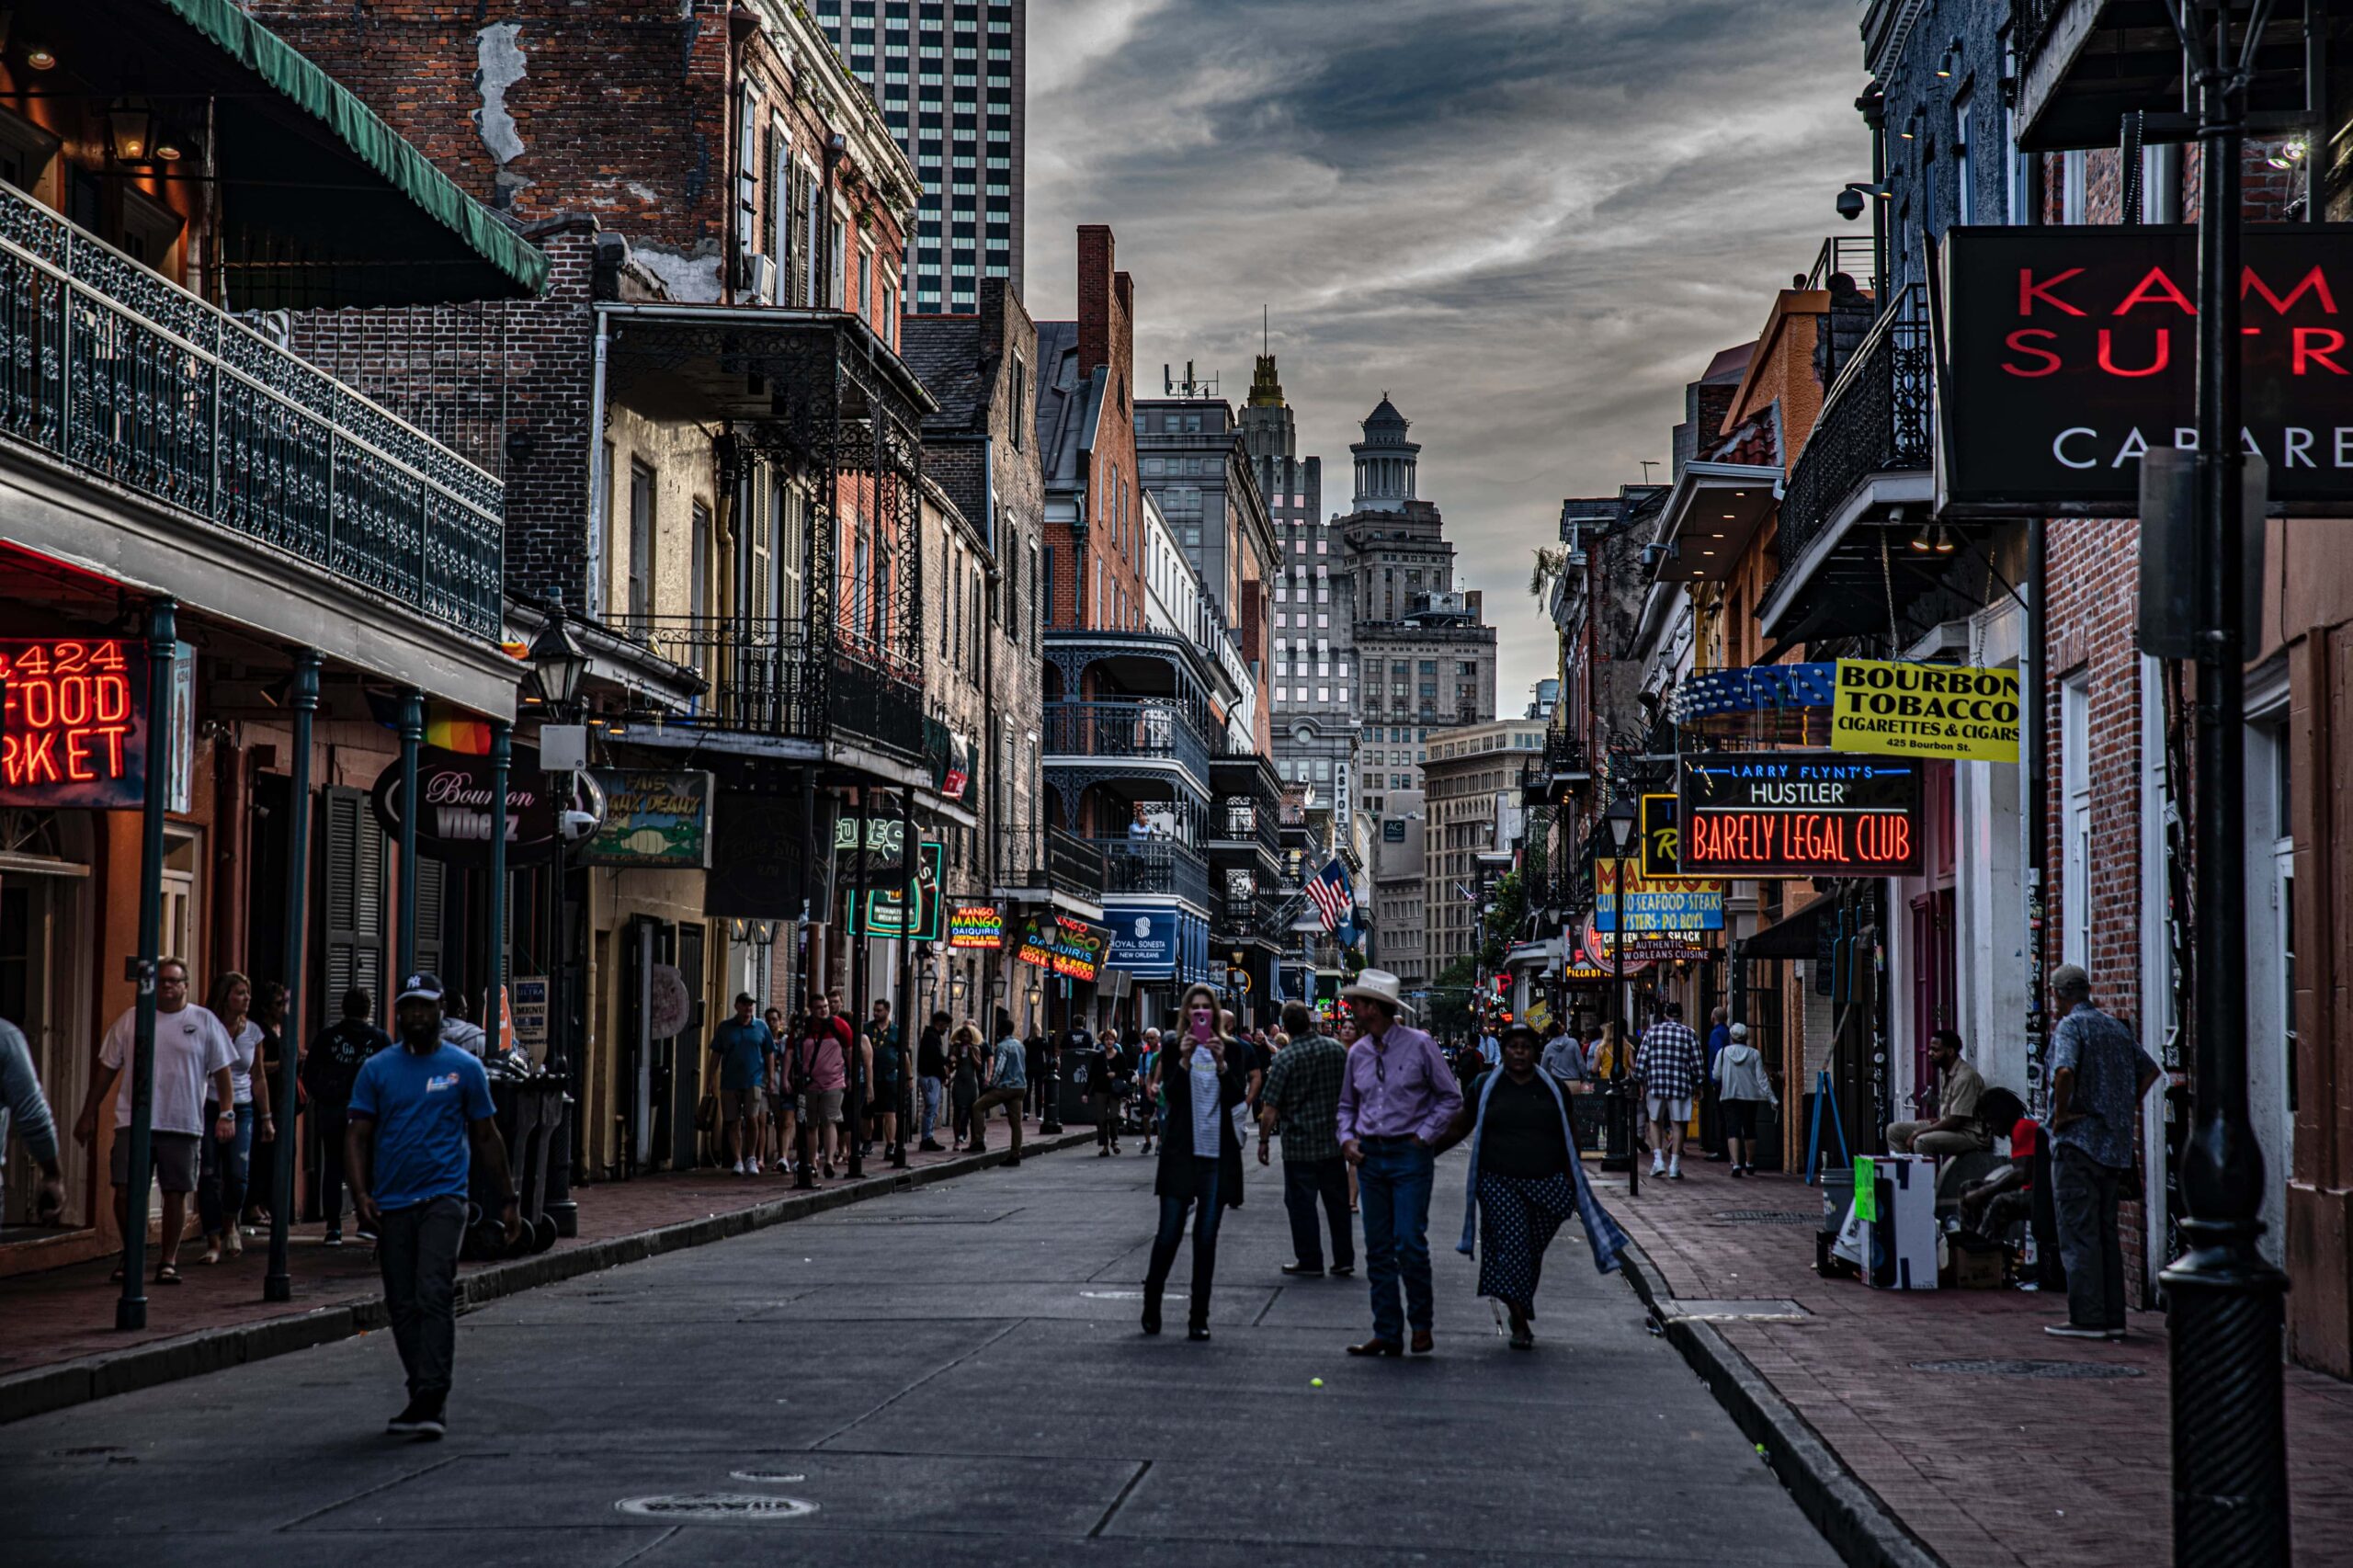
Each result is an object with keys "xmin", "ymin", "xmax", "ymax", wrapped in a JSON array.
[{"xmin": 2157, "ymin": 5, "xmax": 2289, "ymax": 1564}]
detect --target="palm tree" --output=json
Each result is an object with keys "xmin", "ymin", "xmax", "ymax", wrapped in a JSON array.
[{"xmin": 1529, "ymin": 544, "xmax": 1568, "ymax": 601}]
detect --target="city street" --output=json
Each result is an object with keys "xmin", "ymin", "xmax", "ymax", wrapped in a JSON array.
[{"xmin": 1, "ymin": 1147, "xmax": 1837, "ymax": 1568}]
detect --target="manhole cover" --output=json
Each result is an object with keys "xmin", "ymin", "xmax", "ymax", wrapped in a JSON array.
[
  {"xmin": 1665, "ymin": 1298, "xmax": 1812, "ymax": 1323},
  {"xmin": 1910, "ymin": 1358, "xmax": 2143, "ymax": 1380},
  {"xmin": 615, "ymin": 1494, "xmax": 819, "ymax": 1521},
  {"xmin": 1711, "ymin": 1210, "xmax": 1824, "ymax": 1226}
]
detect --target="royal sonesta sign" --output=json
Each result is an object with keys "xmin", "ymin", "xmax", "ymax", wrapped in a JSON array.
[
  {"xmin": 1678, "ymin": 752, "xmax": 1924, "ymax": 878},
  {"xmin": 1941, "ymin": 224, "xmax": 2353, "ymax": 508}
]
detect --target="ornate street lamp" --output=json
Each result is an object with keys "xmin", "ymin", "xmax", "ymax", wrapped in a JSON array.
[
  {"xmin": 1604, "ymin": 793, "xmax": 1639, "ymax": 1195},
  {"xmin": 525, "ymin": 596, "xmax": 590, "ymax": 718}
]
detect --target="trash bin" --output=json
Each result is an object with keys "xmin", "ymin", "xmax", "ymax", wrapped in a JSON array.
[
  {"xmin": 466, "ymin": 1068, "xmax": 564, "ymax": 1258},
  {"xmin": 1059, "ymin": 1049, "xmax": 1101, "ymax": 1126}
]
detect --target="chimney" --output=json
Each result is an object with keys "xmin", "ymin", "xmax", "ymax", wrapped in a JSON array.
[{"xmin": 1077, "ymin": 224, "xmax": 1115, "ymax": 378}]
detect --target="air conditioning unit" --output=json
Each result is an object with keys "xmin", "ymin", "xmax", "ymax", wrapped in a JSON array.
[{"xmin": 745, "ymin": 252, "xmax": 779, "ymax": 303}]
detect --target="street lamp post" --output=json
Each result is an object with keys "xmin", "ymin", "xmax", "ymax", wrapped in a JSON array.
[
  {"xmin": 525, "ymin": 598, "xmax": 589, "ymax": 1234},
  {"xmin": 1605, "ymin": 794, "xmax": 1638, "ymax": 1199},
  {"xmin": 2158, "ymin": 6, "xmax": 2290, "ymax": 1562}
]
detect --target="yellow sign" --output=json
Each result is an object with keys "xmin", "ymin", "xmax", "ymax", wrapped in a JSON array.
[
  {"xmin": 1830, "ymin": 659, "xmax": 2020, "ymax": 764},
  {"xmin": 1525, "ymin": 998, "xmax": 1553, "ymax": 1033}
]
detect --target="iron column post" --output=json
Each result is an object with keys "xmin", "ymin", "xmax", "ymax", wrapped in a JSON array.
[
  {"xmin": 116, "ymin": 597, "xmax": 176, "ymax": 1331},
  {"xmin": 847, "ymin": 790, "xmax": 870, "ymax": 1180},
  {"xmin": 263, "ymin": 649, "xmax": 319, "ymax": 1303},
  {"xmin": 893, "ymin": 781, "xmax": 918, "ymax": 1165},
  {"xmin": 2161, "ymin": 5, "xmax": 2290, "ymax": 1562},
  {"xmin": 486, "ymin": 720, "xmax": 510, "ymax": 1046},
  {"xmin": 394, "ymin": 688, "xmax": 424, "ymax": 981}
]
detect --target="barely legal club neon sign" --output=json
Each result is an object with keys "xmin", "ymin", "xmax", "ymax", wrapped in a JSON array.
[
  {"xmin": 1677, "ymin": 752, "xmax": 1924, "ymax": 878},
  {"xmin": 1941, "ymin": 226, "xmax": 2353, "ymax": 506},
  {"xmin": 0, "ymin": 640, "xmax": 146, "ymax": 809}
]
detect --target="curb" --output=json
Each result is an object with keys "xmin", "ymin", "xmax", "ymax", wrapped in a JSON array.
[
  {"xmin": 1616, "ymin": 1240, "xmax": 1947, "ymax": 1568},
  {"xmin": 0, "ymin": 1130, "xmax": 1097, "ymax": 1426}
]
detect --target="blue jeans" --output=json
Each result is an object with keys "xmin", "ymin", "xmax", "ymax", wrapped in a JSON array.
[
  {"xmin": 1358, "ymin": 1137, "xmax": 1436, "ymax": 1341},
  {"xmin": 1144, "ymin": 1157, "xmax": 1224, "ymax": 1325},
  {"xmin": 198, "ymin": 1101, "xmax": 254, "ymax": 1239},
  {"xmin": 919, "ymin": 1076, "xmax": 943, "ymax": 1141}
]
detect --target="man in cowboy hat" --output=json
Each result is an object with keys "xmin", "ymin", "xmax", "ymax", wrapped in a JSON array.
[{"xmin": 1336, "ymin": 969, "xmax": 1461, "ymax": 1358}]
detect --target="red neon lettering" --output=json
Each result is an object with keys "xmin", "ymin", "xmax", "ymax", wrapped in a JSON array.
[
  {"xmin": 16, "ymin": 730, "xmax": 56, "ymax": 784},
  {"xmin": 2293, "ymin": 328, "xmax": 2347, "ymax": 376},
  {"xmin": 18, "ymin": 678, "xmax": 51, "ymax": 730},
  {"xmin": 2018, "ymin": 267, "xmax": 2086, "ymax": 316},
  {"xmin": 96, "ymin": 674, "xmax": 129, "ymax": 723},
  {"xmin": 2002, "ymin": 329, "xmax": 2063, "ymax": 377},
  {"xmin": 56, "ymin": 676, "xmax": 87, "ymax": 727},
  {"xmin": 63, "ymin": 729, "xmax": 95, "ymax": 782},
  {"xmin": 2097, "ymin": 329, "xmax": 2171, "ymax": 377},
  {"xmin": 96, "ymin": 725, "xmax": 127, "ymax": 776},
  {"xmin": 2244, "ymin": 265, "xmax": 2339, "ymax": 316},
  {"xmin": 2112, "ymin": 266, "xmax": 2195, "ymax": 315}
]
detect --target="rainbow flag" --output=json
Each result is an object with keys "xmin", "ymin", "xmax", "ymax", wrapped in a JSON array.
[{"xmin": 366, "ymin": 692, "xmax": 495, "ymax": 756}]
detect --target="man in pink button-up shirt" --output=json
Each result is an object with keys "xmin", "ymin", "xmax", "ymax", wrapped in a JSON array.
[{"xmin": 1336, "ymin": 970, "xmax": 1461, "ymax": 1358}]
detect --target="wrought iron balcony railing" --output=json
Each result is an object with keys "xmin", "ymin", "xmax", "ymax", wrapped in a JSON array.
[
  {"xmin": 1777, "ymin": 285, "xmax": 1931, "ymax": 577},
  {"xmin": 1211, "ymin": 798, "xmax": 1284, "ymax": 858},
  {"xmin": 1088, "ymin": 835, "xmax": 1212, "ymax": 910},
  {"xmin": 1042, "ymin": 699, "xmax": 1210, "ymax": 781},
  {"xmin": 608, "ymin": 613, "xmax": 923, "ymax": 760},
  {"xmin": 0, "ymin": 181, "xmax": 502, "ymax": 638},
  {"xmin": 994, "ymin": 824, "xmax": 1108, "ymax": 903}
]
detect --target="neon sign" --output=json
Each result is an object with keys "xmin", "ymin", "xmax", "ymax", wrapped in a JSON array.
[
  {"xmin": 0, "ymin": 640, "xmax": 146, "ymax": 808},
  {"xmin": 948, "ymin": 904, "xmax": 1005, "ymax": 950},
  {"xmin": 1015, "ymin": 914, "xmax": 1109, "ymax": 983},
  {"xmin": 1677, "ymin": 751, "xmax": 1924, "ymax": 878}
]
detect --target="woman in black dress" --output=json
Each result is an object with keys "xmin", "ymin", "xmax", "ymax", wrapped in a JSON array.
[
  {"xmin": 1142, "ymin": 983, "xmax": 1245, "ymax": 1341},
  {"xmin": 1435, "ymin": 1023, "xmax": 1631, "ymax": 1348},
  {"xmin": 1095, "ymin": 1028, "xmax": 1131, "ymax": 1155}
]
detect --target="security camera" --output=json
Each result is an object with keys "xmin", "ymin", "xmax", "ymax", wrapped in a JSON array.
[
  {"xmin": 1836, "ymin": 187, "xmax": 1866, "ymax": 222},
  {"xmin": 558, "ymin": 808, "xmax": 600, "ymax": 843}
]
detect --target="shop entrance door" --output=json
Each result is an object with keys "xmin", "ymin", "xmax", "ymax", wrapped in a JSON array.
[
  {"xmin": 1908, "ymin": 889, "xmax": 1956, "ymax": 1110},
  {"xmin": 0, "ymin": 863, "xmax": 91, "ymax": 1233}
]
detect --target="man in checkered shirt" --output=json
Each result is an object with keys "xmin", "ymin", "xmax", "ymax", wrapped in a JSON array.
[
  {"xmin": 1635, "ymin": 1002, "xmax": 1704, "ymax": 1180},
  {"xmin": 1256, "ymin": 1000, "xmax": 1356, "ymax": 1278}
]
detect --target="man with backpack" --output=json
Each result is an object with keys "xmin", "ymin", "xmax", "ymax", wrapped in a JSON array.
[{"xmin": 302, "ymin": 987, "xmax": 392, "ymax": 1246}]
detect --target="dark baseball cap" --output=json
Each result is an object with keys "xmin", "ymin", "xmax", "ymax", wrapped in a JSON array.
[{"xmin": 396, "ymin": 971, "xmax": 445, "ymax": 1004}]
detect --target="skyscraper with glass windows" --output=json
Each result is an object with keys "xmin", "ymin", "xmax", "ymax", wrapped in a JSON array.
[{"xmin": 818, "ymin": 0, "xmax": 1024, "ymax": 312}]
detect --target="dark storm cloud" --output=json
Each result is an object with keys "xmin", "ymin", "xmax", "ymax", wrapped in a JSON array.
[{"xmin": 1026, "ymin": 0, "xmax": 1869, "ymax": 701}]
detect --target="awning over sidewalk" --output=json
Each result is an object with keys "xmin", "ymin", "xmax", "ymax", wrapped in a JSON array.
[{"xmin": 1738, "ymin": 900, "xmax": 1830, "ymax": 961}]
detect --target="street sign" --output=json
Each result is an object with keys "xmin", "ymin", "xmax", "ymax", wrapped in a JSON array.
[{"xmin": 1594, "ymin": 858, "xmax": 1723, "ymax": 933}]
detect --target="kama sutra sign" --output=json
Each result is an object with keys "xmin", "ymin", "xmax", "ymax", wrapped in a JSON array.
[{"xmin": 1941, "ymin": 224, "xmax": 2353, "ymax": 507}]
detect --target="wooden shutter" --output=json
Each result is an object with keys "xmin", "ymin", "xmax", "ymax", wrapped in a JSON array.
[
  {"xmin": 789, "ymin": 162, "xmax": 814, "ymax": 308},
  {"xmin": 412, "ymin": 856, "xmax": 446, "ymax": 986},
  {"xmin": 320, "ymin": 788, "xmax": 387, "ymax": 1020}
]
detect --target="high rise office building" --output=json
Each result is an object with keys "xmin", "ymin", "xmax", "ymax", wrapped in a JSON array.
[{"xmin": 819, "ymin": 0, "xmax": 1024, "ymax": 312}]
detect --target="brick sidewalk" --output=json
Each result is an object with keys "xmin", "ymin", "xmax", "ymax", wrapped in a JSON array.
[
  {"xmin": 0, "ymin": 1112, "xmax": 1087, "ymax": 1394},
  {"xmin": 1605, "ymin": 1164, "xmax": 2353, "ymax": 1568}
]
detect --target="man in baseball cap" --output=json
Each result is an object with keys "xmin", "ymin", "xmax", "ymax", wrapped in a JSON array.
[{"xmin": 345, "ymin": 970, "xmax": 519, "ymax": 1439}]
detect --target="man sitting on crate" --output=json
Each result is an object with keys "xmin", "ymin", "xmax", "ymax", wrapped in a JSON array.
[{"xmin": 1884, "ymin": 1029, "xmax": 1990, "ymax": 1158}]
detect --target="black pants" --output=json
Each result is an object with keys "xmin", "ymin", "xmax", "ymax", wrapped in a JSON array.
[
  {"xmin": 1282, "ymin": 1155, "xmax": 1355, "ymax": 1270},
  {"xmin": 376, "ymin": 1195, "xmax": 467, "ymax": 1403},
  {"xmin": 1144, "ymin": 1157, "xmax": 1224, "ymax": 1327},
  {"xmin": 314, "ymin": 1104, "xmax": 351, "ymax": 1227},
  {"xmin": 1096, "ymin": 1088, "xmax": 1128, "ymax": 1147},
  {"xmin": 2053, "ymin": 1144, "xmax": 2127, "ymax": 1332}
]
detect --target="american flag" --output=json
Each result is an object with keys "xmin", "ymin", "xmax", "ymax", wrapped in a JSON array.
[{"xmin": 1306, "ymin": 858, "xmax": 1352, "ymax": 932}]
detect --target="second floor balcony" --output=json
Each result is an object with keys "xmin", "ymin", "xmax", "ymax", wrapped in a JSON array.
[
  {"xmin": 1090, "ymin": 835, "xmax": 1212, "ymax": 911},
  {"xmin": 993, "ymin": 823, "xmax": 1108, "ymax": 909},
  {"xmin": 606, "ymin": 614, "xmax": 925, "ymax": 763},
  {"xmin": 0, "ymin": 178, "xmax": 505, "ymax": 642}
]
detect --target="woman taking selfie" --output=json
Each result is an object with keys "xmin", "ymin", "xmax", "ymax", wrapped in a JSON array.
[{"xmin": 1142, "ymin": 983, "xmax": 1246, "ymax": 1341}]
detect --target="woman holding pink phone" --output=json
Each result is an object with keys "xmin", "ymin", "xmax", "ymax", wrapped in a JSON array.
[{"xmin": 1142, "ymin": 983, "xmax": 1246, "ymax": 1341}]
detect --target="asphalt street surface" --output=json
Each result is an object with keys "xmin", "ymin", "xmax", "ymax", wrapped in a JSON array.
[{"xmin": 3, "ymin": 1142, "xmax": 1841, "ymax": 1567}]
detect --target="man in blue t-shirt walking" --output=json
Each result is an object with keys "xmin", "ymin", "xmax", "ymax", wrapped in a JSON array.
[{"xmin": 347, "ymin": 971, "xmax": 517, "ymax": 1439}]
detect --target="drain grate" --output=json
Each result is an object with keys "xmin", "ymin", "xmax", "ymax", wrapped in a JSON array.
[
  {"xmin": 1911, "ymin": 1358, "xmax": 2143, "ymax": 1380},
  {"xmin": 616, "ymin": 1494, "xmax": 819, "ymax": 1521},
  {"xmin": 1711, "ymin": 1210, "xmax": 1824, "ymax": 1226}
]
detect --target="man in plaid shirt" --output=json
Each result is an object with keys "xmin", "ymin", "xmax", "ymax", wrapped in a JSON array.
[
  {"xmin": 1635, "ymin": 1002, "xmax": 1704, "ymax": 1180},
  {"xmin": 1257, "ymin": 1000, "xmax": 1356, "ymax": 1278}
]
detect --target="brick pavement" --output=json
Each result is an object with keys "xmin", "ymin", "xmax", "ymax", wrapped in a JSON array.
[
  {"xmin": 1607, "ymin": 1164, "xmax": 2353, "ymax": 1568},
  {"xmin": 0, "ymin": 1111, "xmax": 1081, "ymax": 1390}
]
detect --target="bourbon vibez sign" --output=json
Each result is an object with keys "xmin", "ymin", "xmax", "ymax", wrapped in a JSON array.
[
  {"xmin": 1678, "ymin": 752, "xmax": 1925, "ymax": 878},
  {"xmin": 1941, "ymin": 224, "xmax": 2353, "ymax": 507}
]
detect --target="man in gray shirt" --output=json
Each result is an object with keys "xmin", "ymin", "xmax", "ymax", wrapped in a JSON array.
[
  {"xmin": 0, "ymin": 1017, "xmax": 63, "ymax": 1223},
  {"xmin": 966, "ymin": 1007, "xmax": 1028, "ymax": 1165},
  {"xmin": 2044, "ymin": 964, "xmax": 2161, "ymax": 1341}
]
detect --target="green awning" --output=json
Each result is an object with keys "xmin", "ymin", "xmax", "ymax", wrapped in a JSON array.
[{"xmin": 157, "ymin": 0, "xmax": 548, "ymax": 298}]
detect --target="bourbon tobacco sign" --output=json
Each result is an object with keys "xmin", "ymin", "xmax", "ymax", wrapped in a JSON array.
[{"xmin": 1940, "ymin": 224, "xmax": 2353, "ymax": 510}]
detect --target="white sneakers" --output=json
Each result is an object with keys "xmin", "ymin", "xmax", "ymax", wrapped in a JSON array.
[
  {"xmin": 733, "ymin": 1159, "xmax": 748, "ymax": 1176},
  {"xmin": 1668, "ymin": 1163, "xmax": 1685, "ymax": 1180},
  {"xmin": 1651, "ymin": 1154, "xmax": 1667, "ymax": 1176}
]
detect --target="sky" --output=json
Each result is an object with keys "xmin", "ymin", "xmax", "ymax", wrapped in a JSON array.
[{"xmin": 1022, "ymin": 0, "xmax": 1870, "ymax": 708}]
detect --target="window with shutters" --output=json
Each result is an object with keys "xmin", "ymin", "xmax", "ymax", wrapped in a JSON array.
[
  {"xmin": 628, "ymin": 460, "xmax": 655, "ymax": 620},
  {"xmin": 736, "ymin": 85, "xmax": 761, "ymax": 285},
  {"xmin": 794, "ymin": 160, "xmax": 820, "ymax": 306},
  {"xmin": 321, "ymin": 788, "xmax": 388, "ymax": 1020},
  {"xmin": 827, "ymin": 203, "xmax": 847, "ymax": 309},
  {"xmin": 689, "ymin": 501, "xmax": 711, "ymax": 670},
  {"xmin": 411, "ymin": 856, "xmax": 447, "ymax": 984},
  {"xmin": 773, "ymin": 472, "xmax": 803, "ymax": 642},
  {"xmin": 768, "ymin": 121, "xmax": 790, "ymax": 283}
]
